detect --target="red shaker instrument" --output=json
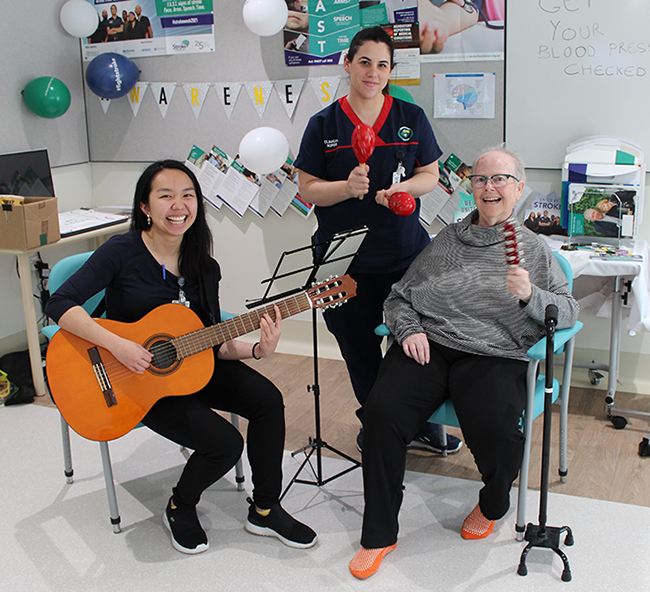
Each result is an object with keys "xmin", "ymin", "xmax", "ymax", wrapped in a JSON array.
[
  {"xmin": 503, "ymin": 221, "xmax": 521, "ymax": 266},
  {"xmin": 352, "ymin": 124, "xmax": 375, "ymax": 167},
  {"xmin": 351, "ymin": 123, "xmax": 375, "ymax": 200},
  {"xmin": 388, "ymin": 192, "xmax": 416, "ymax": 217}
]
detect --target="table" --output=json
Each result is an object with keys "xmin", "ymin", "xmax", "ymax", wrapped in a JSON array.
[
  {"xmin": 544, "ymin": 237, "xmax": 650, "ymax": 434},
  {"xmin": 0, "ymin": 221, "xmax": 130, "ymax": 398}
]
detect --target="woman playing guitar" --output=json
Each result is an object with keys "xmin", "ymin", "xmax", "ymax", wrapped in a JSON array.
[{"xmin": 46, "ymin": 160, "xmax": 317, "ymax": 555}]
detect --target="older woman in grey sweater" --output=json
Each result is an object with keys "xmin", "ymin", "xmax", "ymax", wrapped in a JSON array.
[{"xmin": 350, "ymin": 146, "xmax": 579, "ymax": 579}]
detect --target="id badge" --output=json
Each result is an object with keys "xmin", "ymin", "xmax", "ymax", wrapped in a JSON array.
[{"xmin": 392, "ymin": 163, "xmax": 406, "ymax": 185}]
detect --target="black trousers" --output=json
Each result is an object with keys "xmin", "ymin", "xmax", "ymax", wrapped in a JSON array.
[
  {"xmin": 360, "ymin": 341, "xmax": 527, "ymax": 549},
  {"xmin": 323, "ymin": 270, "xmax": 405, "ymax": 422},
  {"xmin": 142, "ymin": 357, "xmax": 285, "ymax": 510}
]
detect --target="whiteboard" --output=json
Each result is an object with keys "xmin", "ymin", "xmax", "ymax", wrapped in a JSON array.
[{"xmin": 505, "ymin": 0, "xmax": 650, "ymax": 169}]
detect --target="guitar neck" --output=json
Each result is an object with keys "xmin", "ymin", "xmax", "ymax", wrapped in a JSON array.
[{"xmin": 172, "ymin": 291, "xmax": 311, "ymax": 359}]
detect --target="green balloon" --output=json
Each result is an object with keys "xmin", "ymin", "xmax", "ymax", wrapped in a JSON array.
[
  {"xmin": 388, "ymin": 85, "xmax": 415, "ymax": 104},
  {"xmin": 22, "ymin": 76, "xmax": 71, "ymax": 119}
]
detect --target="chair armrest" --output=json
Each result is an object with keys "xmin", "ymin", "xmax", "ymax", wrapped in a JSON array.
[
  {"xmin": 377, "ymin": 321, "xmax": 584, "ymax": 360},
  {"xmin": 526, "ymin": 321, "xmax": 583, "ymax": 360},
  {"xmin": 374, "ymin": 323, "xmax": 390, "ymax": 337}
]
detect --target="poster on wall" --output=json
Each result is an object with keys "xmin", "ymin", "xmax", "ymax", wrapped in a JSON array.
[
  {"xmin": 284, "ymin": 0, "xmax": 360, "ymax": 67},
  {"xmin": 82, "ymin": 0, "xmax": 215, "ymax": 60},
  {"xmin": 418, "ymin": 0, "xmax": 504, "ymax": 63}
]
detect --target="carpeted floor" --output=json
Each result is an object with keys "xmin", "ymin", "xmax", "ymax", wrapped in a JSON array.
[{"xmin": 2, "ymin": 403, "xmax": 648, "ymax": 591}]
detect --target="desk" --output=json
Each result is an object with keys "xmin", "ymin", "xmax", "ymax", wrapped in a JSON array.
[
  {"xmin": 0, "ymin": 221, "xmax": 130, "ymax": 398},
  {"xmin": 544, "ymin": 238, "xmax": 650, "ymax": 431}
]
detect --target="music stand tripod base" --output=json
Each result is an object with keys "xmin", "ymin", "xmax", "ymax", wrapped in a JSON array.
[{"xmin": 518, "ymin": 523, "xmax": 574, "ymax": 582}]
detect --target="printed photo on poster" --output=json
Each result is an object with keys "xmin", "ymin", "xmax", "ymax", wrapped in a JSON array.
[
  {"xmin": 83, "ymin": 0, "xmax": 215, "ymax": 60},
  {"xmin": 567, "ymin": 184, "xmax": 637, "ymax": 239},
  {"xmin": 523, "ymin": 191, "xmax": 567, "ymax": 237},
  {"xmin": 418, "ymin": 0, "xmax": 504, "ymax": 63}
]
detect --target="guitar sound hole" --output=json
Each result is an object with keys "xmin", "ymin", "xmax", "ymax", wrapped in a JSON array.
[{"xmin": 149, "ymin": 340, "xmax": 178, "ymax": 371}]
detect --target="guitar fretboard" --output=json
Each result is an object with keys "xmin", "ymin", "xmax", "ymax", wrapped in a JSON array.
[{"xmin": 172, "ymin": 291, "xmax": 312, "ymax": 359}]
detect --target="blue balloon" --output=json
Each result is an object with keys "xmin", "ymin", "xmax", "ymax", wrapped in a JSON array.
[{"xmin": 85, "ymin": 53, "xmax": 139, "ymax": 99}]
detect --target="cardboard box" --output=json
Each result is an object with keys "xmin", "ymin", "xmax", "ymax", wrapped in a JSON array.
[{"xmin": 0, "ymin": 195, "xmax": 60, "ymax": 250}]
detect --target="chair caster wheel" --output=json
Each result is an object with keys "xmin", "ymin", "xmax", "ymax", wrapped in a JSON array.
[
  {"xmin": 639, "ymin": 438, "xmax": 650, "ymax": 457},
  {"xmin": 610, "ymin": 415, "xmax": 627, "ymax": 430},
  {"xmin": 562, "ymin": 569, "xmax": 572, "ymax": 582},
  {"xmin": 517, "ymin": 564, "xmax": 528, "ymax": 576},
  {"xmin": 589, "ymin": 369, "xmax": 603, "ymax": 385},
  {"xmin": 565, "ymin": 532, "xmax": 574, "ymax": 546}
]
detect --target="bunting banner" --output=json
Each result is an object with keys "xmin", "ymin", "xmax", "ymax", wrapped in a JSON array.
[
  {"xmin": 274, "ymin": 79, "xmax": 305, "ymax": 120},
  {"xmin": 309, "ymin": 76, "xmax": 341, "ymax": 109},
  {"xmin": 182, "ymin": 83, "xmax": 211, "ymax": 119},
  {"xmin": 95, "ymin": 76, "xmax": 348, "ymax": 118},
  {"xmin": 212, "ymin": 82, "xmax": 243, "ymax": 119},
  {"xmin": 244, "ymin": 81, "xmax": 276, "ymax": 119},
  {"xmin": 127, "ymin": 82, "xmax": 150, "ymax": 117},
  {"xmin": 149, "ymin": 83, "xmax": 177, "ymax": 118}
]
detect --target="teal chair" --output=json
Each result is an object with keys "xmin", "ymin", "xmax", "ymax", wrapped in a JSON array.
[
  {"xmin": 43, "ymin": 251, "xmax": 245, "ymax": 533},
  {"xmin": 375, "ymin": 252, "xmax": 582, "ymax": 541}
]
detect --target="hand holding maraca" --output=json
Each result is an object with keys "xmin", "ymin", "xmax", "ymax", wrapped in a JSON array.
[{"xmin": 376, "ymin": 189, "xmax": 416, "ymax": 216}]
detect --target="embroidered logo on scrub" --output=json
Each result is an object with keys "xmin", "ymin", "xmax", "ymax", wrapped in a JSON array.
[{"xmin": 398, "ymin": 126, "xmax": 413, "ymax": 141}]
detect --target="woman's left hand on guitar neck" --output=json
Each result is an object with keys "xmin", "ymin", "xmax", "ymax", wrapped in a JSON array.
[{"xmin": 218, "ymin": 305, "xmax": 282, "ymax": 361}]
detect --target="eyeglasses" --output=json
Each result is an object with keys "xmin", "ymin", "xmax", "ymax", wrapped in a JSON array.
[{"xmin": 468, "ymin": 174, "xmax": 519, "ymax": 189}]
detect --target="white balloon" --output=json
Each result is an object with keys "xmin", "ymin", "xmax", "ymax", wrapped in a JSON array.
[
  {"xmin": 239, "ymin": 127, "xmax": 289, "ymax": 175},
  {"xmin": 242, "ymin": 0, "xmax": 289, "ymax": 37},
  {"xmin": 60, "ymin": 0, "xmax": 100, "ymax": 38}
]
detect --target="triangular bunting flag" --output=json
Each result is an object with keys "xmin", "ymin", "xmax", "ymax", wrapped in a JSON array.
[
  {"xmin": 309, "ymin": 76, "xmax": 341, "ymax": 109},
  {"xmin": 127, "ymin": 82, "xmax": 149, "ymax": 117},
  {"xmin": 182, "ymin": 83, "xmax": 211, "ymax": 119},
  {"xmin": 275, "ymin": 79, "xmax": 305, "ymax": 120},
  {"xmin": 244, "ymin": 81, "xmax": 275, "ymax": 118},
  {"xmin": 99, "ymin": 97, "xmax": 111, "ymax": 114},
  {"xmin": 213, "ymin": 82, "xmax": 243, "ymax": 120},
  {"xmin": 149, "ymin": 82, "xmax": 176, "ymax": 118}
]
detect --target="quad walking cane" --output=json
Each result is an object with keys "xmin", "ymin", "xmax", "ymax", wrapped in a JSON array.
[{"xmin": 518, "ymin": 304, "xmax": 574, "ymax": 582}]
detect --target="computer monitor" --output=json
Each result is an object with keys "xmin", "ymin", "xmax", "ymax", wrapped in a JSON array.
[{"xmin": 0, "ymin": 149, "xmax": 55, "ymax": 198}]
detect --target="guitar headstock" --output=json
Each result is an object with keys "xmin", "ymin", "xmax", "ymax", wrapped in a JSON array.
[
  {"xmin": 308, "ymin": 275, "xmax": 357, "ymax": 309},
  {"xmin": 503, "ymin": 221, "xmax": 522, "ymax": 267}
]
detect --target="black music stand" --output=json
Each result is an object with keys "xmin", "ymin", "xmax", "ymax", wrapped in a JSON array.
[{"xmin": 246, "ymin": 226, "xmax": 369, "ymax": 501}]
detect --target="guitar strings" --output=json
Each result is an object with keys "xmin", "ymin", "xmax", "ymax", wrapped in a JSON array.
[{"xmin": 82, "ymin": 292, "xmax": 315, "ymax": 396}]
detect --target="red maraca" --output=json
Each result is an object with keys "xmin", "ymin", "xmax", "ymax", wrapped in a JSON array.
[
  {"xmin": 388, "ymin": 192, "xmax": 416, "ymax": 216},
  {"xmin": 351, "ymin": 123, "xmax": 375, "ymax": 200},
  {"xmin": 351, "ymin": 123, "xmax": 376, "ymax": 166}
]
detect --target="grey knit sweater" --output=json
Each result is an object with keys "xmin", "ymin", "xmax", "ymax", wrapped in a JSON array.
[{"xmin": 385, "ymin": 211, "xmax": 580, "ymax": 362}]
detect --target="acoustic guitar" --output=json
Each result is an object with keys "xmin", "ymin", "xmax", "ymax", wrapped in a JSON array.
[{"xmin": 46, "ymin": 275, "xmax": 357, "ymax": 442}]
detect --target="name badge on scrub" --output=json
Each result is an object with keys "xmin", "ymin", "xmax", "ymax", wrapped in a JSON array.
[{"xmin": 172, "ymin": 277, "xmax": 190, "ymax": 308}]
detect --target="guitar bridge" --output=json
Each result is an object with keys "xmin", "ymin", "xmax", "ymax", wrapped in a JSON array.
[{"xmin": 87, "ymin": 347, "xmax": 118, "ymax": 408}]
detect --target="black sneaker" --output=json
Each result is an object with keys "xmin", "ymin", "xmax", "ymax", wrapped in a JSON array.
[
  {"xmin": 245, "ymin": 498, "xmax": 317, "ymax": 548},
  {"xmin": 163, "ymin": 497, "xmax": 209, "ymax": 554},
  {"xmin": 407, "ymin": 423, "xmax": 463, "ymax": 455}
]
